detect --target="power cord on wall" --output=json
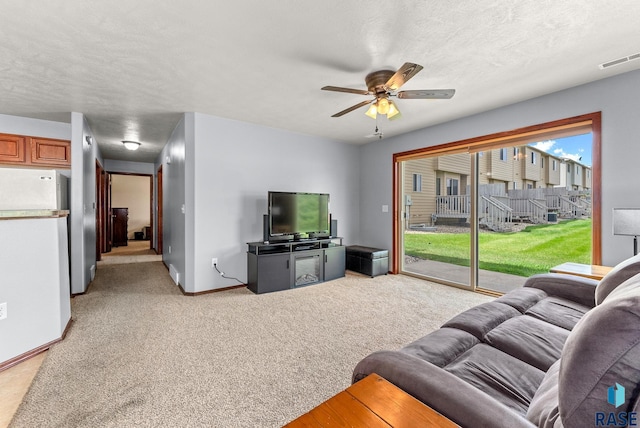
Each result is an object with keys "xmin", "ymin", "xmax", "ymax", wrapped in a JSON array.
[{"xmin": 213, "ymin": 263, "xmax": 243, "ymax": 283}]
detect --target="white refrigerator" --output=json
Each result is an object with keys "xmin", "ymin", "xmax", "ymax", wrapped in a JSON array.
[{"xmin": 0, "ymin": 167, "xmax": 68, "ymax": 210}]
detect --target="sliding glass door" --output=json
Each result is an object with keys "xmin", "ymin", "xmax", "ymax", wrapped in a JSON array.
[
  {"xmin": 476, "ymin": 138, "xmax": 592, "ymax": 293},
  {"xmin": 401, "ymin": 153, "xmax": 472, "ymax": 289},
  {"xmin": 395, "ymin": 114, "xmax": 600, "ymax": 294}
]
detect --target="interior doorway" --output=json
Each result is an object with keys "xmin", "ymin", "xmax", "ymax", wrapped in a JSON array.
[
  {"xmin": 96, "ymin": 172, "xmax": 159, "ymax": 265},
  {"xmin": 110, "ymin": 173, "xmax": 153, "ymax": 249}
]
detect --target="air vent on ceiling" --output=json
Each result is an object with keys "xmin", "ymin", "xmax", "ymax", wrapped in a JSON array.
[{"xmin": 599, "ymin": 52, "xmax": 640, "ymax": 69}]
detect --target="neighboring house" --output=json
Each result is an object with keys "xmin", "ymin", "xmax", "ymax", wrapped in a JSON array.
[
  {"xmin": 404, "ymin": 145, "xmax": 590, "ymax": 229},
  {"xmin": 559, "ymin": 158, "xmax": 592, "ymax": 191}
]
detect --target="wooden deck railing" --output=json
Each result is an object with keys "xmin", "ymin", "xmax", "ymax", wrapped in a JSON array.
[
  {"xmin": 480, "ymin": 196, "xmax": 513, "ymax": 231},
  {"xmin": 436, "ymin": 195, "xmax": 470, "ymax": 218},
  {"xmin": 432, "ymin": 188, "xmax": 591, "ymax": 231}
]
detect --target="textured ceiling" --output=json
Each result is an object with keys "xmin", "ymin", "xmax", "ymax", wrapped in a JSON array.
[{"xmin": 1, "ymin": 1, "xmax": 640, "ymax": 162}]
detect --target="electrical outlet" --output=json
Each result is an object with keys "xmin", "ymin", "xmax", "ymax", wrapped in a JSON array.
[
  {"xmin": 212, "ymin": 258, "xmax": 218, "ymax": 268},
  {"xmin": 0, "ymin": 302, "xmax": 7, "ymax": 320}
]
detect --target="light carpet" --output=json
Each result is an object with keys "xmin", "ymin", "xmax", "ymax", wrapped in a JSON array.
[{"xmin": 10, "ymin": 262, "xmax": 492, "ymax": 427}]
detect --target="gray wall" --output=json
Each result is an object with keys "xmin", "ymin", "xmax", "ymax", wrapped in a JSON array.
[
  {"xmin": 158, "ymin": 113, "xmax": 361, "ymax": 293},
  {"xmin": 104, "ymin": 159, "xmax": 156, "ymax": 175},
  {"xmin": 359, "ymin": 69, "xmax": 640, "ymax": 267},
  {"xmin": 190, "ymin": 113, "xmax": 360, "ymax": 293},
  {"xmin": 69, "ymin": 112, "xmax": 99, "ymax": 294},
  {"xmin": 157, "ymin": 115, "xmax": 187, "ymax": 287},
  {"xmin": 0, "ymin": 113, "xmax": 70, "ymax": 140}
]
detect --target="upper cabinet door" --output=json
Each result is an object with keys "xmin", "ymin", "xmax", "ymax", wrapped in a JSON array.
[
  {"xmin": 0, "ymin": 134, "xmax": 26, "ymax": 164},
  {"xmin": 30, "ymin": 138, "xmax": 71, "ymax": 167}
]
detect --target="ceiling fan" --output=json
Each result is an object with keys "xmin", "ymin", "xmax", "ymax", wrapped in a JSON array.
[{"xmin": 321, "ymin": 62, "xmax": 455, "ymax": 120}]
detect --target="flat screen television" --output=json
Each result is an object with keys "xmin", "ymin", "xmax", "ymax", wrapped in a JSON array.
[{"xmin": 268, "ymin": 191, "xmax": 330, "ymax": 240}]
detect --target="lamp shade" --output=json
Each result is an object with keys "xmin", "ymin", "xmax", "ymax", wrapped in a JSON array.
[
  {"xmin": 613, "ymin": 208, "xmax": 640, "ymax": 236},
  {"xmin": 365, "ymin": 103, "xmax": 378, "ymax": 119},
  {"xmin": 387, "ymin": 101, "xmax": 401, "ymax": 119},
  {"xmin": 376, "ymin": 97, "xmax": 390, "ymax": 115}
]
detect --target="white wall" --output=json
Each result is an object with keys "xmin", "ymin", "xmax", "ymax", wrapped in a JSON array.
[
  {"xmin": 111, "ymin": 175, "xmax": 151, "ymax": 239},
  {"xmin": 359, "ymin": 69, "xmax": 640, "ymax": 267},
  {"xmin": 180, "ymin": 113, "xmax": 360, "ymax": 293}
]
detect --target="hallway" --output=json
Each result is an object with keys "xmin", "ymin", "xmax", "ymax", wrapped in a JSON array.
[{"xmin": 98, "ymin": 240, "xmax": 162, "ymax": 265}]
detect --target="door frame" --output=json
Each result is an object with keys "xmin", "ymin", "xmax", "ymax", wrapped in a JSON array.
[
  {"xmin": 95, "ymin": 160, "xmax": 104, "ymax": 261},
  {"xmin": 97, "ymin": 172, "xmax": 155, "ymax": 257},
  {"xmin": 392, "ymin": 112, "xmax": 602, "ymax": 283},
  {"xmin": 156, "ymin": 165, "xmax": 163, "ymax": 255}
]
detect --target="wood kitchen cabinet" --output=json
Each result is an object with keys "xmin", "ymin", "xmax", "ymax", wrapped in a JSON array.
[
  {"xmin": 30, "ymin": 138, "xmax": 71, "ymax": 166},
  {"xmin": 0, "ymin": 133, "xmax": 71, "ymax": 168},
  {"xmin": 0, "ymin": 134, "xmax": 27, "ymax": 164}
]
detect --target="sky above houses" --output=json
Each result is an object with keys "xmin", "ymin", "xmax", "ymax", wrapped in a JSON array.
[{"xmin": 530, "ymin": 133, "xmax": 592, "ymax": 166}]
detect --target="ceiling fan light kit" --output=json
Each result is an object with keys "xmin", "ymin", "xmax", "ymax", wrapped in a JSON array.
[
  {"xmin": 365, "ymin": 98, "xmax": 401, "ymax": 120},
  {"xmin": 321, "ymin": 62, "xmax": 455, "ymax": 120}
]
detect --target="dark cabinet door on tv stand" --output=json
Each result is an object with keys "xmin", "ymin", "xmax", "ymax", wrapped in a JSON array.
[
  {"xmin": 324, "ymin": 246, "xmax": 346, "ymax": 282},
  {"xmin": 248, "ymin": 252, "xmax": 291, "ymax": 294}
]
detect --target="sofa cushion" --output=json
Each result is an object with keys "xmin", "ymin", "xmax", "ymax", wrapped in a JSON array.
[
  {"xmin": 494, "ymin": 287, "xmax": 548, "ymax": 313},
  {"xmin": 524, "ymin": 273, "xmax": 598, "ymax": 308},
  {"xmin": 401, "ymin": 327, "xmax": 479, "ymax": 368},
  {"xmin": 444, "ymin": 344, "xmax": 545, "ymax": 415},
  {"xmin": 558, "ymin": 278, "xmax": 640, "ymax": 427},
  {"xmin": 595, "ymin": 252, "xmax": 640, "ymax": 304},
  {"xmin": 603, "ymin": 271, "xmax": 640, "ymax": 304},
  {"xmin": 525, "ymin": 296, "xmax": 591, "ymax": 331},
  {"xmin": 484, "ymin": 315, "xmax": 569, "ymax": 371},
  {"xmin": 526, "ymin": 359, "xmax": 562, "ymax": 428},
  {"xmin": 441, "ymin": 301, "xmax": 520, "ymax": 340}
]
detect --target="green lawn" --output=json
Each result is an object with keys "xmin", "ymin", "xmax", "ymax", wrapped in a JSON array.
[{"xmin": 404, "ymin": 219, "xmax": 592, "ymax": 277}]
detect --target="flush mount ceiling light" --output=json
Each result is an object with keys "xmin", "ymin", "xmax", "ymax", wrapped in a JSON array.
[{"xmin": 122, "ymin": 140, "xmax": 141, "ymax": 151}]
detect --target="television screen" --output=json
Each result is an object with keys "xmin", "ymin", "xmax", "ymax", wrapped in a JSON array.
[{"xmin": 269, "ymin": 192, "xmax": 329, "ymax": 238}]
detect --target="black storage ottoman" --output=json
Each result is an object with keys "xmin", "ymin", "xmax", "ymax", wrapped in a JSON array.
[{"xmin": 346, "ymin": 245, "xmax": 389, "ymax": 277}]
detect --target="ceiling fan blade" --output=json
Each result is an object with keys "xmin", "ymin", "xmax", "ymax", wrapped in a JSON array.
[
  {"xmin": 321, "ymin": 86, "xmax": 371, "ymax": 95},
  {"xmin": 331, "ymin": 99, "xmax": 373, "ymax": 117},
  {"xmin": 384, "ymin": 62, "xmax": 424, "ymax": 91},
  {"xmin": 396, "ymin": 89, "xmax": 456, "ymax": 99}
]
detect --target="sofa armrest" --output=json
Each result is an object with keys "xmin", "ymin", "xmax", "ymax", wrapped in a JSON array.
[
  {"xmin": 353, "ymin": 351, "xmax": 535, "ymax": 428},
  {"xmin": 523, "ymin": 273, "xmax": 597, "ymax": 308}
]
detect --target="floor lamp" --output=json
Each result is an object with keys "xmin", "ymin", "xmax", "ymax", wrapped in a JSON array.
[{"xmin": 613, "ymin": 208, "xmax": 640, "ymax": 256}]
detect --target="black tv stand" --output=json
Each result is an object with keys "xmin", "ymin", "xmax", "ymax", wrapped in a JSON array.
[{"xmin": 246, "ymin": 237, "xmax": 345, "ymax": 294}]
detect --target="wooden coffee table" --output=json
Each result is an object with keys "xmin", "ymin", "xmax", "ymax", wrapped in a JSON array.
[
  {"xmin": 550, "ymin": 262, "xmax": 612, "ymax": 281},
  {"xmin": 284, "ymin": 373, "xmax": 459, "ymax": 427}
]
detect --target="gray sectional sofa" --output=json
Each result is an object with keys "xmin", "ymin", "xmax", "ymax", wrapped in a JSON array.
[{"xmin": 353, "ymin": 254, "xmax": 640, "ymax": 427}]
